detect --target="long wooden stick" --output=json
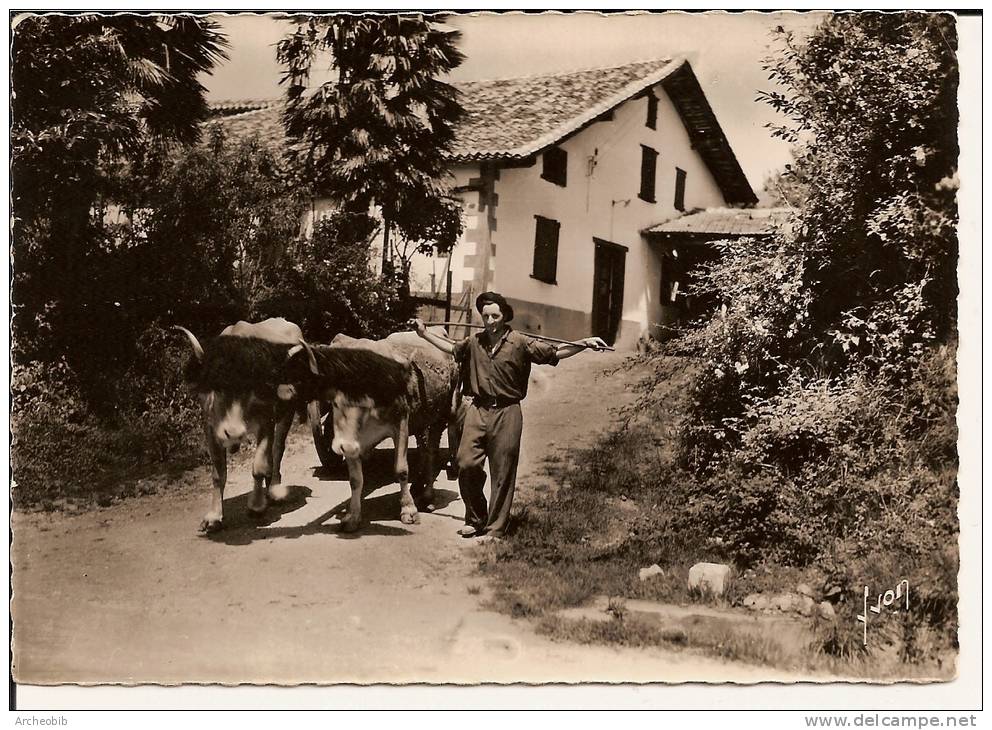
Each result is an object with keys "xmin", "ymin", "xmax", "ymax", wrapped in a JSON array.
[{"xmin": 421, "ymin": 320, "xmax": 616, "ymax": 352}]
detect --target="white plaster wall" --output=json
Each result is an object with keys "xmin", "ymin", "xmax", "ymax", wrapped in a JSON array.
[
  {"xmin": 484, "ymin": 82, "xmax": 726, "ymax": 333},
  {"xmin": 406, "ymin": 164, "xmax": 481, "ymax": 297}
]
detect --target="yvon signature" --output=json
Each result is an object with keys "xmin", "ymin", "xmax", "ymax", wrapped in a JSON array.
[{"xmin": 857, "ymin": 580, "xmax": 909, "ymax": 645}]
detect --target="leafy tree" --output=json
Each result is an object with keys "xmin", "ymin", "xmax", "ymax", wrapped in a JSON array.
[
  {"xmin": 268, "ymin": 212, "xmax": 415, "ymax": 343},
  {"xmin": 276, "ymin": 14, "xmax": 465, "ymax": 277},
  {"xmin": 658, "ymin": 13, "xmax": 959, "ymax": 573},
  {"xmin": 11, "ymin": 13, "xmax": 228, "ymax": 360},
  {"xmin": 757, "ymin": 12, "xmax": 958, "ymax": 343},
  {"xmin": 11, "ymin": 129, "xmax": 305, "ymax": 403}
]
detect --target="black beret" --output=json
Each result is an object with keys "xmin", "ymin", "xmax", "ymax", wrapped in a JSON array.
[{"xmin": 475, "ymin": 291, "xmax": 514, "ymax": 322}]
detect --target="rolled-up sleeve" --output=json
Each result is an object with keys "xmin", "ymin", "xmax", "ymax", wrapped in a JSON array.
[
  {"xmin": 525, "ymin": 337, "xmax": 559, "ymax": 366},
  {"xmin": 451, "ymin": 337, "xmax": 470, "ymax": 363}
]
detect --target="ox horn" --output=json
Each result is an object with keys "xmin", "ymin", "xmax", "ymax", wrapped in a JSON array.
[
  {"xmin": 288, "ymin": 339, "xmax": 320, "ymax": 376},
  {"xmin": 172, "ymin": 326, "xmax": 204, "ymax": 361}
]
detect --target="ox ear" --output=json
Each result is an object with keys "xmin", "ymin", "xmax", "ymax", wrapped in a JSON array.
[
  {"xmin": 172, "ymin": 326, "xmax": 204, "ymax": 362},
  {"xmin": 287, "ymin": 340, "xmax": 320, "ymax": 376}
]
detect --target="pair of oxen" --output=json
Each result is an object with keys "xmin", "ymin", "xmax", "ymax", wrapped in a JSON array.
[{"xmin": 174, "ymin": 318, "xmax": 461, "ymax": 534}]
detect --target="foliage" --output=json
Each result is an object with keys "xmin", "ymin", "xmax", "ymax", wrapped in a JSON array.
[
  {"xmin": 756, "ymin": 13, "xmax": 958, "ymax": 340},
  {"xmin": 104, "ymin": 127, "xmax": 308, "ymax": 314},
  {"xmin": 276, "ymin": 14, "xmax": 466, "ymax": 266},
  {"xmin": 12, "ymin": 130, "xmax": 407, "ymax": 512},
  {"xmin": 759, "ymin": 149, "xmax": 810, "ymax": 208},
  {"xmin": 641, "ymin": 12, "xmax": 960, "ymax": 655},
  {"xmin": 11, "ymin": 13, "xmax": 228, "ymax": 368},
  {"xmin": 11, "ymin": 324, "xmax": 203, "ymax": 509},
  {"xmin": 14, "ymin": 129, "xmax": 306, "ymax": 395},
  {"xmin": 263, "ymin": 212, "xmax": 416, "ymax": 342}
]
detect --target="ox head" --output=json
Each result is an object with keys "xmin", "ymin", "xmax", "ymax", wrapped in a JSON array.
[
  {"xmin": 283, "ymin": 340, "xmax": 410, "ymax": 460},
  {"xmin": 175, "ymin": 326, "xmax": 290, "ymax": 449}
]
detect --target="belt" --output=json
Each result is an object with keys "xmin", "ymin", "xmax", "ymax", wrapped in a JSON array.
[{"xmin": 467, "ymin": 394, "xmax": 520, "ymax": 409}]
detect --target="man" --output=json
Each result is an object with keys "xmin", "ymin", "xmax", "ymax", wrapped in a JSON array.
[{"xmin": 410, "ymin": 291, "xmax": 608, "ymax": 541}]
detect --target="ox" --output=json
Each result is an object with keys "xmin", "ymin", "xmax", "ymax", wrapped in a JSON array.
[
  {"xmin": 175, "ymin": 318, "xmax": 302, "ymax": 533},
  {"xmin": 285, "ymin": 330, "xmax": 460, "ymax": 532}
]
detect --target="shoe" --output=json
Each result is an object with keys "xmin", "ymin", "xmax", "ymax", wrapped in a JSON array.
[{"xmin": 457, "ymin": 525, "xmax": 482, "ymax": 538}]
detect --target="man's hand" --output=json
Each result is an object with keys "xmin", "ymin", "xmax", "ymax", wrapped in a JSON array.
[
  {"xmin": 407, "ymin": 318, "xmax": 426, "ymax": 337},
  {"xmin": 580, "ymin": 336, "xmax": 609, "ymax": 351}
]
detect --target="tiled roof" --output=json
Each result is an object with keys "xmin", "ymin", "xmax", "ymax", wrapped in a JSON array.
[
  {"xmin": 449, "ymin": 58, "xmax": 678, "ymax": 160},
  {"xmin": 207, "ymin": 57, "xmax": 756, "ymax": 205},
  {"xmin": 644, "ymin": 207, "xmax": 793, "ymax": 237},
  {"xmin": 207, "ymin": 99, "xmax": 284, "ymax": 147}
]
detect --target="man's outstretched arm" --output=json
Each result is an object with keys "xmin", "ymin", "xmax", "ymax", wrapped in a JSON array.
[
  {"xmin": 554, "ymin": 336, "xmax": 610, "ymax": 360},
  {"xmin": 408, "ymin": 318, "xmax": 456, "ymax": 354}
]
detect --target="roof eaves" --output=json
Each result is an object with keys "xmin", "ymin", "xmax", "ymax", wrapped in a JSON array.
[
  {"xmin": 660, "ymin": 64, "xmax": 757, "ymax": 206},
  {"xmin": 507, "ymin": 57, "xmax": 684, "ymax": 159},
  {"xmin": 643, "ymin": 228, "xmax": 776, "ymax": 240}
]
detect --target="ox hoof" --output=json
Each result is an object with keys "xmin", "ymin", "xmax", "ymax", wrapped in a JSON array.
[
  {"xmin": 268, "ymin": 483, "xmax": 290, "ymax": 502},
  {"xmin": 247, "ymin": 503, "xmax": 268, "ymax": 518},
  {"xmin": 400, "ymin": 509, "xmax": 419, "ymax": 525},
  {"xmin": 199, "ymin": 518, "xmax": 223, "ymax": 534},
  {"xmin": 341, "ymin": 516, "xmax": 361, "ymax": 533}
]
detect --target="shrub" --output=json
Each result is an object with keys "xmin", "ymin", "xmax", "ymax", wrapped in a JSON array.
[
  {"xmin": 11, "ymin": 323, "xmax": 203, "ymax": 509},
  {"xmin": 261, "ymin": 212, "xmax": 415, "ymax": 342}
]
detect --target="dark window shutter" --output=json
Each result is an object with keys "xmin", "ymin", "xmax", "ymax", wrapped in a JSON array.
[
  {"xmin": 541, "ymin": 146, "xmax": 567, "ymax": 186},
  {"xmin": 532, "ymin": 216, "xmax": 560, "ymax": 284},
  {"xmin": 639, "ymin": 146, "xmax": 658, "ymax": 203},
  {"xmin": 675, "ymin": 167, "xmax": 687, "ymax": 211},
  {"xmin": 646, "ymin": 93, "xmax": 658, "ymax": 130}
]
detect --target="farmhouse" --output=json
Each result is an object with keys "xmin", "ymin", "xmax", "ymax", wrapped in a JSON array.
[{"xmin": 213, "ymin": 57, "xmax": 760, "ymax": 348}]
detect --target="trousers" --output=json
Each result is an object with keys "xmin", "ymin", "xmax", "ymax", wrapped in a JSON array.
[{"xmin": 455, "ymin": 401, "xmax": 523, "ymax": 536}]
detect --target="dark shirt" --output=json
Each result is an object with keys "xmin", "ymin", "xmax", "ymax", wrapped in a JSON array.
[{"xmin": 451, "ymin": 327, "xmax": 559, "ymax": 402}]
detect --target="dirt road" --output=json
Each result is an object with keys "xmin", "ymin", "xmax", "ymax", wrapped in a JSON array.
[{"xmin": 12, "ymin": 351, "xmax": 790, "ymax": 685}]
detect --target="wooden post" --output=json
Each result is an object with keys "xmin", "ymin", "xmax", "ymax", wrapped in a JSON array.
[{"xmin": 444, "ymin": 269, "xmax": 453, "ymax": 323}]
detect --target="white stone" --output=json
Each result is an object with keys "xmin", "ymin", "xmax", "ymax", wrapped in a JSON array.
[
  {"xmin": 687, "ymin": 562, "xmax": 732, "ymax": 598},
  {"xmin": 742, "ymin": 593, "xmax": 769, "ymax": 611},
  {"xmin": 638, "ymin": 564, "xmax": 665, "ymax": 582},
  {"xmin": 771, "ymin": 593, "xmax": 798, "ymax": 612}
]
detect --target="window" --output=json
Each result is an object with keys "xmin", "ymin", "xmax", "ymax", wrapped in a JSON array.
[
  {"xmin": 532, "ymin": 216, "xmax": 560, "ymax": 284},
  {"xmin": 639, "ymin": 145, "xmax": 658, "ymax": 203},
  {"xmin": 674, "ymin": 167, "xmax": 687, "ymax": 211},
  {"xmin": 541, "ymin": 146, "xmax": 567, "ymax": 186},
  {"xmin": 646, "ymin": 92, "xmax": 658, "ymax": 130}
]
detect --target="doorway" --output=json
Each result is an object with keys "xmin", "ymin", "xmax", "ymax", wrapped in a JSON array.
[{"xmin": 591, "ymin": 238, "xmax": 627, "ymax": 346}]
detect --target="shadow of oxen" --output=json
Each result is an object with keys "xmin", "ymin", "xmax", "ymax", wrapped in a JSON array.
[{"xmin": 205, "ymin": 443, "xmax": 461, "ymax": 546}]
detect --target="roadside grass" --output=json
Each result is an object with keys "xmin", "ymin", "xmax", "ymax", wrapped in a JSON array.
[
  {"xmin": 11, "ymin": 416, "xmax": 312, "ymax": 513},
  {"xmin": 11, "ymin": 417, "xmax": 202, "ymax": 511},
  {"xmin": 474, "ymin": 356, "xmax": 956, "ymax": 678}
]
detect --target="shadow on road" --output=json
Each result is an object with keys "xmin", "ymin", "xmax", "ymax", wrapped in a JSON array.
[
  {"xmin": 203, "ymin": 475, "xmax": 461, "ymax": 546},
  {"xmin": 207, "ymin": 517, "xmax": 414, "ymax": 546},
  {"xmin": 311, "ymin": 445, "xmax": 456, "ymax": 487},
  {"xmin": 200, "ymin": 484, "xmax": 313, "ymax": 530}
]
